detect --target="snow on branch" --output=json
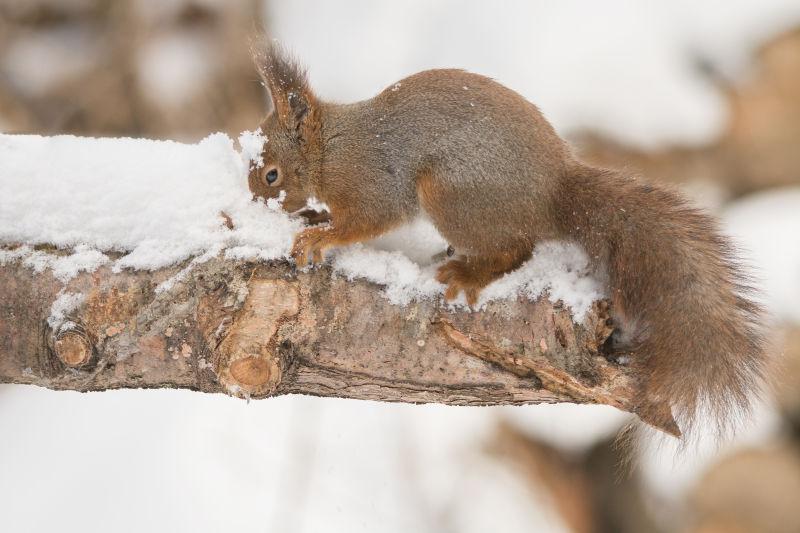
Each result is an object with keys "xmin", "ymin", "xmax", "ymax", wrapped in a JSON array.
[
  {"xmin": 0, "ymin": 256, "xmax": 668, "ymax": 427},
  {"xmin": 0, "ymin": 132, "xmax": 677, "ymax": 435}
]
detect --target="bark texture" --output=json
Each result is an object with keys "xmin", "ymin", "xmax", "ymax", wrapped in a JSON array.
[{"xmin": 0, "ymin": 255, "xmax": 674, "ymax": 433}]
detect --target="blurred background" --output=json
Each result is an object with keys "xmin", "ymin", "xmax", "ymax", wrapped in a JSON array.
[{"xmin": 2, "ymin": 1, "xmax": 800, "ymax": 531}]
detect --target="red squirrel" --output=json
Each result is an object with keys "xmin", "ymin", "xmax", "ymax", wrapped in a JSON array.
[{"xmin": 247, "ymin": 44, "xmax": 766, "ymax": 436}]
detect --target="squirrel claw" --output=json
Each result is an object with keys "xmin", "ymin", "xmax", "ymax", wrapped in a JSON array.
[
  {"xmin": 441, "ymin": 280, "xmax": 481, "ymax": 306},
  {"xmin": 437, "ymin": 259, "xmax": 484, "ymax": 306},
  {"xmin": 443, "ymin": 284, "xmax": 460, "ymax": 301}
]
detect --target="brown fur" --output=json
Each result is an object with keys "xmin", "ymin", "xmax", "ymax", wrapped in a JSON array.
[
  {"xmin": 249, "ymin": 43, "xmax": 766, "ymax": 436},
  {"xmin": 556, "ymin": 166, "xmax": 766, "ymax": 435}
]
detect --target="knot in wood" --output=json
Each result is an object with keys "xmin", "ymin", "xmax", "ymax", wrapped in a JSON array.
[
  {"xmin": 54, "ymin": 330, "xmax": 92, "ymax": 368},
  {"xmin": 215, "ymin": 279, "xmax": 299, "ymax": 397},
  {"xmin": 229, "ymin": 355, "xmax": 276, "ymax": 388}
]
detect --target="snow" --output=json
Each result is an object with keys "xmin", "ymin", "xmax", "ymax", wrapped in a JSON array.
[
  {"xmin": 0, "ymin": 132, "xmax": 302, "ymax": 276},
  {"xmin": 478, "ymin": 242, "xmax": 603, "ymax": 321},
  {"xmin": 363, "ymin": 216, "xmax": 447, "ymax": 264},
  {"xmin": 34, "ymin": 245, "xmax": 109, "ymax": 283},
  {"xmin": 0, "ymin": 245, "xmax": 31, "ymax": 265},
  {"xmin": 237, "ymin": 128, "xmax": 267, "ymax": 170},
  {"xmin": 333, "ymin": 238, "xmax": 603, "ymax": 320},
  {"xmin": 1, "ymin": 244, "xmax": 109, "ymax": 283},
  {"xmin": 0, "ymin": 131, "xmax": 602, "ymax": 319},
  {"xmin": 47, "ymin": 291, "xmax": 86, "ymax": 331},
  {"xmin": 331, "ymin": 245, "xmax": 444, "ymax": 306},
  {"xmin": 305, "ymin": 196, "xmax": 330, "ymax": 213}
]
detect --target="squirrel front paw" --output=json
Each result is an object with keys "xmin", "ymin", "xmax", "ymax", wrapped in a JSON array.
[{"xmin": 291, "ymin": 226, "xmax": 333, "ymax": 267}]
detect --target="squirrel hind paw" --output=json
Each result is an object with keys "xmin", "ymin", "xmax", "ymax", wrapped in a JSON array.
[
  {"xmin": 442, "ymin": 281, "xmax": 482, "ymax": 306},
  {"xmin": 436, "ymin": 259, "xmax": 489, "ymax": 306}
]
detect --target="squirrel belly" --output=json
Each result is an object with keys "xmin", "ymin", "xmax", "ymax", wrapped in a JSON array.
[{"xmin": 250, "ymin": 44, "xmax": 767, "ymax": 436}]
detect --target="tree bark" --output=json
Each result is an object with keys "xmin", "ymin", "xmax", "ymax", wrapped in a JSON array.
[{"xmin": 0, "ymin": 254, "xmax": 677, "ymax": 435}]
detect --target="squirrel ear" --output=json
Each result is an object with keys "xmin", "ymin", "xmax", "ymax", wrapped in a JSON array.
[{"xmin": 253, "ymin": 41, "xmax": 320, "ymax": 142}]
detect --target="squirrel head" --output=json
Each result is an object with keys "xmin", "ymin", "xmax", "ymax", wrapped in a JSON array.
[{"xmin": 248, "ymin": 42, "xmax": 322, "ymax": 214}]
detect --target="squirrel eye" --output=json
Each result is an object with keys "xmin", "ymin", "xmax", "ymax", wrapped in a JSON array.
[{"xmin": 265, "ymin": 168, "xmax": 279, "ymax": 185}]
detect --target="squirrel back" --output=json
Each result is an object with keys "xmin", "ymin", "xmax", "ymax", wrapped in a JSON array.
[{"xmin": 249, "ymin": 44, "xmax": 767, "ymax": 436}]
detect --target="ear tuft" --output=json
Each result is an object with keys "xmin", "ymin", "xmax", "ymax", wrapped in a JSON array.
[{"xmin": 252, "ymin": 39, "xmax": 319, "ymax": 140}]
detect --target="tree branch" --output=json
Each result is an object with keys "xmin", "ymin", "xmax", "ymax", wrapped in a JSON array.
[{"xmin": 0, "ymin": 255, "xmax": 676, "ymax": 434}]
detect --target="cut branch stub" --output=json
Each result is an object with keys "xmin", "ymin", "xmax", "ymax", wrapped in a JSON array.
[
  {"xmin": 53, "ymin": 330, "xmax": 93, "ymax": 368},
  {"xmin": 215, "ymin": 279, "xmax": 300, "ymax": 397},
  {"xmin": 55, "ymin": 331, "xmax": 92, "ymax": 368}
]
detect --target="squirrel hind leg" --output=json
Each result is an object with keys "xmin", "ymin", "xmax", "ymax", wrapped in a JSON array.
[
  {"xmin": 436, "ymin": 249, "xmax": 530, "ymax": 306},
  {"xmin": 599, "ymin": 299, "xmax": 645, "ymax": 359}
]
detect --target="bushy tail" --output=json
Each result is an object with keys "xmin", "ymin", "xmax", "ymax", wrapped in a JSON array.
[{"xmin": 555, "ymin": 164, "xmax": 767, "ymax": 437}]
